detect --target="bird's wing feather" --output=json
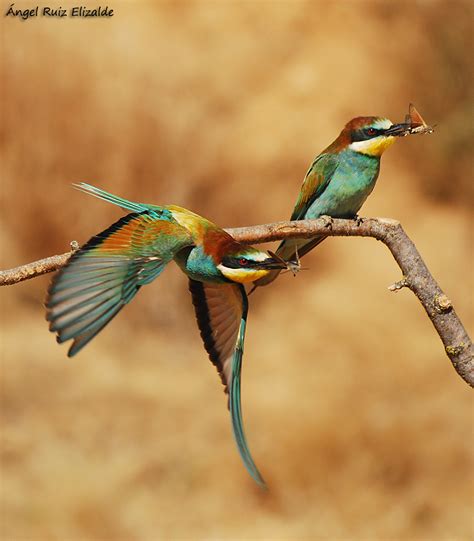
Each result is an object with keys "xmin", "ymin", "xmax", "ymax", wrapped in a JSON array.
[
  {"xmin": 290, "ymin": 153, "xmax": 339, "ymax": 220},
  {"xmin": 46, "ymin": 211, "xmax": 194, "ymax": 356},
  {"xmin": 189, "ymin": 279, "xmax": 265, "ymax": 487},
  {"xmin": 252, "ymin": 154, "xmax": 339, "ymax": 288}
]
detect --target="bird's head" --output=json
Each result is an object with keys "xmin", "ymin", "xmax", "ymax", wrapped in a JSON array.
[
  {"xmin": 217, "ymin": 246, "xmax": 289, "ymax": 284},
  {"xmin": 328, "ymin": 116, "xmax": 408, "ymax": 157}
]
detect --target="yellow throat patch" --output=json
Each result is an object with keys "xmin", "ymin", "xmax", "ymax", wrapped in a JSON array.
[
  {"xmin": 349, "ymin": 135, "xmax": 396, "ymax": 157},
  {"xmin": 217, "ymin": 265, "xmax": 270, "ymax": 284}
]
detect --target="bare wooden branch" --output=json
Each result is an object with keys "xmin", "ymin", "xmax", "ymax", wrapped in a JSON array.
[
  {"xmin": 228, "ymin": 217, "xmax": 473, "ymax": 387},
  {"xmin": 1, "ymin": 218, "xmax": 472, "ymax": 387},
  {"xmin": 0, "ymin": 241, "xmax": 79, "ymax": 286}
]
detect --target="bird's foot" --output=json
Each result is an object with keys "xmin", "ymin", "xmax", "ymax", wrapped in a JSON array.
[
  {"xmin": 354, "ymin": 215, "xmax": 365, "ymax": 227},
  {"xmin": 320, "ymin": 215, "xmax": 333, "ymax": 229}
]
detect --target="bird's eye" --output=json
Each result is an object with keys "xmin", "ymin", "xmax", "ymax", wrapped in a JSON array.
[
  {"xmin": 366, "ymin": 127, "xmax": 377, "ymax": 136},
  {"xmin": 239, "ymin": 258, "xmax": 248, "ymax": 266}
]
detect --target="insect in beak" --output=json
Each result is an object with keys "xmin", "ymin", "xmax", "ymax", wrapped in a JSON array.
[
  {"xmin": 257, "ymin": 251, "xmax": 292, "ymax": 270},
  {"xmin": 385, "ymin": 123, "xmax": 411, "ymax": 137},
  {"xmin": 386, "ymin": 104, "xmax": 435, "ymax": 137},
  {"xmin": 268, "ymin": 249, "xmax": 305, "ymax": 277},
  {"xmin": 404, "ymin": 103, "xmax": 435, "ymax": 135}
]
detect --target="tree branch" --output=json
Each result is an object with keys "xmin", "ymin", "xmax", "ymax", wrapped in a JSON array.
[
  {"xmin": 0, "ymin": 241, "xmax": 80, "ymax": 285},
  {"xmin": 1, "ymin": 217, "xmax": 472, "ymax": 387}
]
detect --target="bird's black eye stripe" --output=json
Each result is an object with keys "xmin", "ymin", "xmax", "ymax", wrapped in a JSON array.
[
  {"xmin": 351, "ymin": 127, "xmax": 382, "ymax": 142},
  {"xmin": 222, "ymin": 256, "xmax": 251, "ymax": 269}
]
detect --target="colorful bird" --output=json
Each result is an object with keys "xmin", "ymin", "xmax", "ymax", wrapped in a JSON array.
[
  {"xmin": 45, "ymin": 183, "xmax": 289, "ymax": 487},
  {"xmin": 253, "ymin": 116, "xmax": 411, "ymax": 287}
]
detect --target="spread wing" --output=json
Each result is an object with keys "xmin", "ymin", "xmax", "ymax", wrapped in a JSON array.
[
  {"xmin": 46, "ymin": 211, "xmax": 193, "ymax": 356},
  {"xmin": 290, "ymin": 152, "xmax": 339, "ymax": 220},
  {"xmin": 189, "ymin": 279, "xmax": 265, "ymax": 487}
]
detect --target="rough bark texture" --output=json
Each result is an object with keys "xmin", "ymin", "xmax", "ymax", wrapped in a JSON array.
[
  {"xmin": 1, "ymin": 218, "xmax": 472, "ymax": 387},
  {"xmin": 0, "ymin": 242, "xmax": 79, "ymax": 285}
]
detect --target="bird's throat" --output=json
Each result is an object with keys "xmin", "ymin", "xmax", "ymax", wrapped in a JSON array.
[
  {"xmin": 349, "ymin": 136, "xmax": 395, "ymax": 157},
  {"xmin": 218, "ymin": 265, "xmax": 270, "ymax": 284}
]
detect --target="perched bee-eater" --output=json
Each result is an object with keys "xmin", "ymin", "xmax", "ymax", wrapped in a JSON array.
[
  {"xmin": 254, "ymin": 116, "xmax": 410, "ymax": 287},
  {"xmin": 46, "ymin": 183, "xmax": 288, "ymax": 487}
]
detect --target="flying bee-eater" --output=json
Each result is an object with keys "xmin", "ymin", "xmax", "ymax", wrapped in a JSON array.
[
  {"xmin": 45, "ymin": 183, "xmax": 288, "ymax": 487},
  {"xmin": 254, "ymin": 115, "xmax": 414, "ymax": 287}
]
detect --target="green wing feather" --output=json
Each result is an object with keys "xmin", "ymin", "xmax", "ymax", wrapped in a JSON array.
[
  {"xmin": 189, "ymin": 280, "xmax": 266, "ymax": 487},
  {"xmin": 46, "ymin": 211, "xmax": 193, "ymax": 356},
  {"xmin": 253, "ymin": 153, "xmax": 339, "ymax": 288},
  {"xmin": 290, "ymin": 152, "xmax": 339, "ymax": 220},
  {"xmin": 281, "ymin": 153, "xmax": 339, "ymax": 258}
]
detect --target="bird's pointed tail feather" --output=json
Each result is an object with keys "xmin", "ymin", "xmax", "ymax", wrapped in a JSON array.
[
  {"xmin": 230, "ymin": 318, "xmax": 267, "ymax": 488},
  {"xmin": 73, "ymin": 182, "xmax": 148, "ymax": 213}
]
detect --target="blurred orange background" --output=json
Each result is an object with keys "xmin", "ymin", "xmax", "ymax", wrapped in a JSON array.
[{"xmin": 1, "ymin": 1, "xmax": 473, "ymax": 539}]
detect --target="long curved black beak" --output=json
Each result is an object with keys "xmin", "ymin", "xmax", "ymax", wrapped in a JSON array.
[{"xmin": 384, "ymin": 123, "xmax": 411, "ymax": 137}]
